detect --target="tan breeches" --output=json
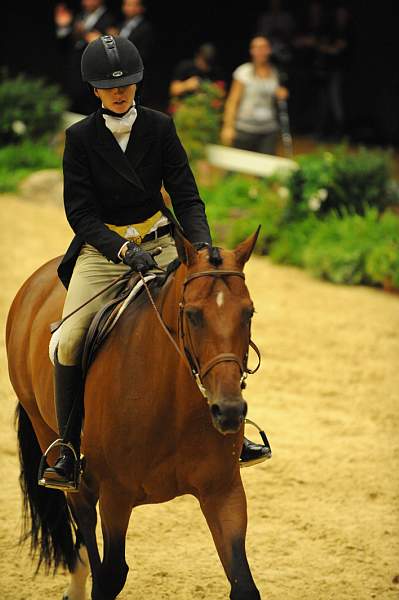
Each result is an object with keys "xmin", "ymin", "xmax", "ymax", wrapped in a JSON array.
[{"xmin": 57, "ymin": 234, "xmax": 178, "ymax": 366}]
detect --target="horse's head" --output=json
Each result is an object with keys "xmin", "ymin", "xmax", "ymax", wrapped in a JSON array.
[{"xmin": 177, "ymin": 227, "xmax": 260, "ymax": 435}]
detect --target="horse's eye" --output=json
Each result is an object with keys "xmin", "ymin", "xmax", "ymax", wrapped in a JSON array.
[
  {"xmin": 243, "ymin": 307, "xmax": 254, "ymax": 324},
  {"xmin": 185, "ymin": 307, "xmax": 203, "ymax": 327}
]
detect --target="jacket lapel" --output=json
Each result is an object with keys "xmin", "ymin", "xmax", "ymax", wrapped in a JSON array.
[
  {"xmin": 91, "ymin": 109, "xmax": 145, "ymax": 191},
  {"xmin": 125, "ymin": 107, "xmax": 156, "ymax": 169}
]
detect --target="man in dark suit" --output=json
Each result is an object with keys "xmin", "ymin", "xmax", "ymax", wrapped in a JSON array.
[
  {"xmin": 108, "ymin": 0, "xmax": 155, "ymax": 103},
  {"xmin": 41, "ymin": 35, "xmax": 270, "ymax": 491},
  {"xmin": 55, "ymin": 0, "xmax": 117, "ymax": 113},
  {"xmin": 116, "ymin": 0, "xmax": 154, "ymax": 65},
  {"xmin": 170, "ymin": 43, "xmax": 224, "ymax": 100}
]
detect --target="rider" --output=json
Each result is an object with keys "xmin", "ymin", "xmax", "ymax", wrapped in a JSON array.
[{"xmin": 42, "ymin": 35, "xmax": 270, "ymax": 491}]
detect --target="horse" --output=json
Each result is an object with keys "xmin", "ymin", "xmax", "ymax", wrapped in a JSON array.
[{"xmin": 6, "ymin": 229, "xmax": 263, "ymax": 600}]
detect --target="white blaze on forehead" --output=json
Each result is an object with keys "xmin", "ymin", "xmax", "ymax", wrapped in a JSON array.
[{"xmin": 216, "ymin": 291, "xmax": 224, "ymax": 307}]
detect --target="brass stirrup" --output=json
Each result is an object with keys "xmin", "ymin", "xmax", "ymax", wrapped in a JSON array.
[{"xmin": 38, "ymin": 439, "xmax": 85, "ymax": 493}]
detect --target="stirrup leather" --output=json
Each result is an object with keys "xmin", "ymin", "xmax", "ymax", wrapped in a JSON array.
[{"xmin": 38, "ymin": 439, "xmax": 85, "ymax": 493}]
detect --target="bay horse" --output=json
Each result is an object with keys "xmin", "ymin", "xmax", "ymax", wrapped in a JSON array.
[{"xmin": 6, "ymin": 229, "xmax": 263, "ymax": 600}]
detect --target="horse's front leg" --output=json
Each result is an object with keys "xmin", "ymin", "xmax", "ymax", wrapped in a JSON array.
[
  {"xmin": 66, "ymin": 482, "xmax": 100, "ymax": 600},
  {"xmin": 91, "ymin": 485, "xmax": 132, "ymax": 600},
  {"xmin": 199, "ymin": 475, "xmax": 261, "ymax": 600},
  {"xmin": 62, "ymin": 543, "xmax": 90, "ymax": 600}
]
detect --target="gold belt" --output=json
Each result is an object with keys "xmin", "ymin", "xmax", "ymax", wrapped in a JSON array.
[{"xmin": 105, "ymin": 211, "xmax": 164, "ymax": 244}]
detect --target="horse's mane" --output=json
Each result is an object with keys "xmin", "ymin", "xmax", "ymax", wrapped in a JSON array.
[
  {"xmin": 208, "ymin": 246, "xmax": 223, "ymax": 267},
  {"xmin": 139, "ymin": 245, "xmax": 225, "ymax": 309}
]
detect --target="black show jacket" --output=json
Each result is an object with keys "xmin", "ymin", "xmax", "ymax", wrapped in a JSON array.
[{"xmin": 58, "ymin": 106, "xmax": 212, "ymax": 288}]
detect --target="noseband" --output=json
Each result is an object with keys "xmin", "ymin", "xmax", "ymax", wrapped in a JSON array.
[{"xmin": 178, "ymin": 270, "xmax": 261, "ymax": 398}]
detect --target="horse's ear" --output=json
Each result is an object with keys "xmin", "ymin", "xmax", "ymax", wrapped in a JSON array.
[
  {"xmin": 174, "ymin": 228, "xmax": 198, "ymax": 266},
  {"xmin": 234, "ymin": 225, "xmax": 261, "ymax": 269}
]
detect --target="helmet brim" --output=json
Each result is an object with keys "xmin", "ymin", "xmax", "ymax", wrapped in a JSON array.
[{"xmin": 88, "ymin": 70, "xmax": 143, "ymax": 89}]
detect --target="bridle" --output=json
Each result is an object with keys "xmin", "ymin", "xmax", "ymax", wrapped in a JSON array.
[{"xmin": 140, "ymin": 268, "xmax": 261, "ymax": 399}]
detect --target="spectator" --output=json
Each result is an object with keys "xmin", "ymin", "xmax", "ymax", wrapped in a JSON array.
[
  {"xmin": 54, "ymin": 0, "xmax": 116, "ymax": 113},
  {"xmin": 314, "ymin": 5, "xmax": 353, "ymax": 139},
  {"xmin": 169, "ymin": 43, "xmax": 224, "ymax": 99},
  {"xmin": 290, "ymin": 0, "xmax": 327, "ymax": 133},
  {"xmin": 109, "ymin": 0, "xmax": 154, "ymax": 66},
  {"xmin": 107, "ymin": 0, "xmax": 155, "ymax": 104},
  {"xmin": 221, "ymin": 35, "xmax": 288, "ymax": 155},
  {"xmin": 256, "ymin": 0, "xmax": 296, "ymax": 68}
]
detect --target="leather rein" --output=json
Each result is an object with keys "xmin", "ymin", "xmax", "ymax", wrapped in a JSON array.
[{"xmin": 140, "ymin": 269, "xmax": 261, "ymax": 399}]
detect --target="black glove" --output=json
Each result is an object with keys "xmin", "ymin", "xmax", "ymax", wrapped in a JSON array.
[
  {"xmin": 193, "ymin": 242, "xmax": 210, "ymax": 251},
  {"xmin": 122, "ymin": 242, "xmax": 158, "ymax": 273}
]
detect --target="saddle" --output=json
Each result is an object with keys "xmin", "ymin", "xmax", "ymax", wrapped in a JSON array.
[
  {"xmin": 49, "ymin": 258, "xmax": 181, "ymax": 378},
  {"xmin": 48, "ymin": 273, "xmax": 151, "ymax": 374},
  {"xmin": 81, "ymin": 272, "xmax": 156, "ymax": 376}
]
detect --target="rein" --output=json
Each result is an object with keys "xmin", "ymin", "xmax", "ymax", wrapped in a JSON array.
[{"xmin": 139, "ymin": 269, "xmax": 261, "ymax": 399}]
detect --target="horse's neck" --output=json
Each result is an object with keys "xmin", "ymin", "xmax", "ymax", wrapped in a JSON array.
[
  {"xmin": 147, "ymin": 264, "xmax": 206, "ymax": 417},
  {"xmin": 159, "ymin": 263, "xmax": 187, "ymax": 333}
]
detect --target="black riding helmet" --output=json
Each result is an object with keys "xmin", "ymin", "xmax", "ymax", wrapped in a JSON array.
[{"xmin": 81, "ymin": 35, "xmax": 144, "ymax": 89}]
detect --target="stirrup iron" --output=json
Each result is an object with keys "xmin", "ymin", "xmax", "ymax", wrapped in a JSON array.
[
  {"xmin": 239, "ymin": 418, "xmax": 272, "ymax": 468},
  {"xmin": 38, "ymin": 438, "xmax": 85, "ymax": 492}
]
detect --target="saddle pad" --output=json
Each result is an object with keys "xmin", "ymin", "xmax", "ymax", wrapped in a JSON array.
[{"xmin": 49, "ymin": 274, "xmax": 156, "ymax": 367}]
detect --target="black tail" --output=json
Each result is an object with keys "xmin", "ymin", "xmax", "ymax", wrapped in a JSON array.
[{"xmin": 15, "ymin": 402, "xmax": 77, "ymax": 573}]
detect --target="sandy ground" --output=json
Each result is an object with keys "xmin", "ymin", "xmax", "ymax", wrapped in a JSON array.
[{"xmin": 0, "ymin": 194, "xmax": 398, "ymax": 600}]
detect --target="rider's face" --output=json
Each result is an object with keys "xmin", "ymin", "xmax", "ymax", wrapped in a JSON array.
[{"xmin": 94, "ymin": 84, "xmax": 137, "ymax": 113}]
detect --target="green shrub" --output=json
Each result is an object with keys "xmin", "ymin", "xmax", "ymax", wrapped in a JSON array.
[
  {"xmin": 172, "ymin": 81, "xmax": 224, "ymax": 162},
  {"xmin": 285, "ymin": 146, "xmax": 396, "ymax": 222},
  {"xmin": 365, "ymin": 211, "xmax": 399, "ymax": 288},
  {"xmin": 0, "ymin": 141, "xmax": 61, "ymax": 170},
  {"xmin": 0, "ymin": 74, "xmax": 68, "ymax": 144},
  {"xmin": 0, "ymin": 141, "xmax": 61, "ymax": 192},
  {"xmin": 200, "ymin": 160, "xmax": 399, "ymax": 290},
  {"xmin": 302, "ymin": 209, "xmax": 380, "ymax": 284},
  {"xmin": 269, "ymin": 207, "xmax": 399, "ymax": 288},
  {"xmin": 202, "ymin": 174, "xmax": 289, "ymax": 249},
  {"xmin": 0, "ymin": 168, "xmax": 33, "ymax": 193},
  {"xmin": 269, "ymin": 216, "xmax": 319, "ymax": 266}
]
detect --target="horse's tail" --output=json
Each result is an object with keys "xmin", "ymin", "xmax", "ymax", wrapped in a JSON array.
[{"xmin": 15, "ymin": 402, "xmax": 77, "ymax": 573}]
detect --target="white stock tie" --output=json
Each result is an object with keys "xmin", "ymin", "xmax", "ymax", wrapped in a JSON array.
[{"xmin": 103, "ymin": 105, "xmax": 137, "ymax": 136}]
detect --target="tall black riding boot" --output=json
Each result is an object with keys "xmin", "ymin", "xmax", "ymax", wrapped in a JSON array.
[{"xmin": 42, "ymin": 354, "xmax": 84, "ymax": 489}]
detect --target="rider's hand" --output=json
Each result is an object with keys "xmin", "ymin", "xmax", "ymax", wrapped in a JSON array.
[
  {"xmin": 122, "ymin": 242, "xmax": 157, "ymax": 273},
  {"xmin": 193, "ymin": 242, "xmax": 210, "ymax": 251}
]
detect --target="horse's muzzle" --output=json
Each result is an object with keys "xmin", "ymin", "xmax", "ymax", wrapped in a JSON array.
[{"xmin": 210, "ymin": 398, "xmax": 248, "ymax": 434}]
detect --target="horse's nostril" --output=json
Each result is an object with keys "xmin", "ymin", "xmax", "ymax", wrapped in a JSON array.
[{"xmin": 210, "ymin": 404, "xmax": 222, "ymax": 419}]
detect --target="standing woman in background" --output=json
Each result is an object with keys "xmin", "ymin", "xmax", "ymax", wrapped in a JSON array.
[{"xmin": 221, "ymin": 35, "xmax": 288, "ymax": 155}]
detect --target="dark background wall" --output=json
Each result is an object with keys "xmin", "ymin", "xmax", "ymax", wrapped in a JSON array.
[{"xmin": 2, "ymin": 0, "xmax": 398, "ymax": 144}]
